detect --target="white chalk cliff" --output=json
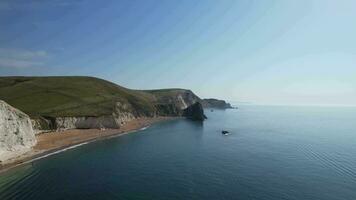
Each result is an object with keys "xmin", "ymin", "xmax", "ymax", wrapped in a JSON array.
[{"xmin": 0, "ymin": 100, "xmax": 36, "ymax": 164}]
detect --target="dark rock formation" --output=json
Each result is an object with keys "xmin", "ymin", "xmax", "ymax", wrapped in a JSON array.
[
  {"xmin": 202, "ymin": 98, "xmax": 233, "ymax": 109},
  {"xmin": 149, "ymin": 89, "xmax": 205, "ymax": 120},
  {"xmin": 183, "ymin": 102, "xmax": 207, "ymax": 121},
  {"xmin": 154, "ymin": 104, "xmax": 182, "ymax": 116}
]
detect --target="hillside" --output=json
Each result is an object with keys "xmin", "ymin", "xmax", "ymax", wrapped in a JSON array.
[
  {"xmin": 0, "ymin": 76, "xmax": 167, "ymax": 117},
  {"xmin": 0, "ymin": 76, "xmax": 204, "ymax": 130}
]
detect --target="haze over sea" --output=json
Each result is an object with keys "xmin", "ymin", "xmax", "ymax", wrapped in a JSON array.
[{"xmin": 1, "ymin": 105, "xmax": 356, "ymax": 200}]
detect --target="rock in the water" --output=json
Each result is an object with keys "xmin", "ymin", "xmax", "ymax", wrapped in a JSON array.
[
  {"xmin": 183, "ymin": 102, "xmax": 207, "ymax": 121},
  {"xmin": 0, "ymin": 100, "xmax": 36, "ymax": 164}
]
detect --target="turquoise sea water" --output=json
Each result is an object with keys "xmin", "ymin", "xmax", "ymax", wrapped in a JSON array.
[{"xmin": 1, "ymin": 105, "xmax": 356, "ymax": 200}]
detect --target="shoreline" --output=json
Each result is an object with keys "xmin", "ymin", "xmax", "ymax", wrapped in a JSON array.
[{"xmin": 0, "ymin": 117, "xmax": 176, "ymax": 174}]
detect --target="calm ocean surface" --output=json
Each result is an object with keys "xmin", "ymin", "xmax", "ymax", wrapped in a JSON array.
[{"xmin": 1, "ymin": 105, "xmax": 356, "ymax": 200}]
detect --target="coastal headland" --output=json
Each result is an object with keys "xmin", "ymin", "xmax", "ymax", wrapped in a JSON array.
[{"xmin": 0, "ymin": 76, "xmax": 230, "ymax": 172}]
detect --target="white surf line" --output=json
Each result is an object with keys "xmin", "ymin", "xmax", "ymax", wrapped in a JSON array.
[
  {"xmin": 29, "ymin": 126, "xmax": 152, "ymax": 162},
  {"xmin": 1, "ymin": 125, "xmax": 153, "ymax": 172},
  {"xmin": 24, "ymin": 142, "xmax": 89, "ymax": 164},
  {"xmin": 0, "ymin": 142, "xmax": 90, "ymax": 173},
  {"xmin": 139, "ymin": 126, "xmax": 150, "ymax": 131},
  {"xmin": 30, "ymin": 126, "xmax": 151, "ymax": 161},
  {"xmin": 107, "ymin": 125, "xmax": 151, "ymax": 139}
]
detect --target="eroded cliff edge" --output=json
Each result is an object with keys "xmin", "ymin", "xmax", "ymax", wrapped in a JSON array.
[{"xmin": 0, "ymin": 100, "xmax": 36, "ymax": 164}]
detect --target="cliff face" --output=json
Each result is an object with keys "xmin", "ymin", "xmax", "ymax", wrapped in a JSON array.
[
  {"xmin": 31, "ymin": 101, "xmax": 138, "ymax": 132},
  {"xmin": 31, "ymin": 91, "xmax": 206, "ymax": 131},
  {"xmin": 148, "ymin": 89, "xmax": 201, "ymax": 116},
  {"xmin": 0, "ymin": 100, "xmax": 36, "ymax": 164},
  {"xmin": 29, "ymin": 89, "xmax": 206, "ymax": 131},
  {"xmin": 148, "ymin": 89, "xmax": 201, "ymax": 109},
  {"xmin": 150, "ymin": 90, "xmax": 206, "ymax": 121},
  {"xmin": 183, "ymin": 102, "xmax": 207, "ymax": 121},
  {"xmin": 0, "ymin": 77, "xmax": 207, "ymax": 131},
  {"xmin": 202, "ymin": 98, "xmax": 233, "ymax": 109},
  {"xmin": 53, "ymin": 101, "xmax": 138, "ymax": 130}
]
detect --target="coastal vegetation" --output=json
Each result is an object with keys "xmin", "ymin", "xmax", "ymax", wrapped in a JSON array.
[
  {"xmin": 0, "ymin": 76, "xmax": 156, "ymax": 117},
  {"xmin": 0, "ymin": 76, "xmax": 227, "ymax": 122}
]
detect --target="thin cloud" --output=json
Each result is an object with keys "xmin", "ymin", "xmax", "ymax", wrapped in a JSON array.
[
  {"xmin": 0, "ymin": 58, "xmax": 44, "ymax": 69},
  {"xmin": 0, "ymin": 48, "xmax": 49, "ymax": 69}
]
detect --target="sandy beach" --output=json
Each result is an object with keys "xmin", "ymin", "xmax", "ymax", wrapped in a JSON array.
[{"xmin": 0, "ymin": 117, "xmax": 175, "ymax": 173}]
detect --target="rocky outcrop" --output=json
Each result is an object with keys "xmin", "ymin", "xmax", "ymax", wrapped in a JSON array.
[
  {"xmin": 32, "ymin": 102, "xmax": 138, "ymax": 132},
  {"xmin": 29, "ymin": 89, "xmax": 207, "ymax": 132},
  {"xmin": 55, "ymin": 116, "xmax": 119, "ymax": 130},
  {"xmin": 47, "ymin": 91, "xmax": 205, "ymax": 130},
  {"xmin": 202, "ymin": 98, "xmax": 233, "ymax": 109},
  {"xmin": 113, "ymin": 102, "xmax": 138, "ymax": 124},
  {"xmin": 31, "ymin": 117, "xmax": 55, "ymax": 134},
  {"xmin": 183, "ymin": 102, "xmax": 207, "ymax": 121},
  {"xmin": 0, "ymin": 100, "xmax": 36, "ymax": 164},
  {"xmin": 150, "ymin": 89, "xmax": 203, "ymax": 118},
  {"xmin": 154, "ymin": 104, "xmax": 182, "ymax": 116},
  {"xmin": 150, "ymin": 89, "xmax": 201, "ymax": 110}
]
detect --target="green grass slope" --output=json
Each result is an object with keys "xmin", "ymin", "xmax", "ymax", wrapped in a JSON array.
[{"xmin": 0, "ymin": 76, "xmax": 156, "ymax": 117}]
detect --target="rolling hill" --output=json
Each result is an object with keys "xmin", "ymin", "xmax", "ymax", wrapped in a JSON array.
[{"xmin": 0, "ymin": 76, "xmax": 204, "ymax": 130}]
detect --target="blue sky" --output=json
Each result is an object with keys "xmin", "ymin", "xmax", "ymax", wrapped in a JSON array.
[{"xmin": 1, "ymin": 0, "xmax": 356, "ymax": 106}]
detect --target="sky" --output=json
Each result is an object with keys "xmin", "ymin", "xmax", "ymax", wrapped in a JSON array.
[{"xmin": 1, "ymin": 0, "xmax": 356, "ymax": 106}]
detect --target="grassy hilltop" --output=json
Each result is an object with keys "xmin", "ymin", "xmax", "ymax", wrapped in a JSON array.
[{"xmin": 0, "ymin": 76, "xmax": 199, "ymax": 118}]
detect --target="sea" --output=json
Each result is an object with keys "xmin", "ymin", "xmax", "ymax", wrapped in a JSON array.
[{"xmin": 1, "ymin": 105, "xmax": 356, "ymax": 200}]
